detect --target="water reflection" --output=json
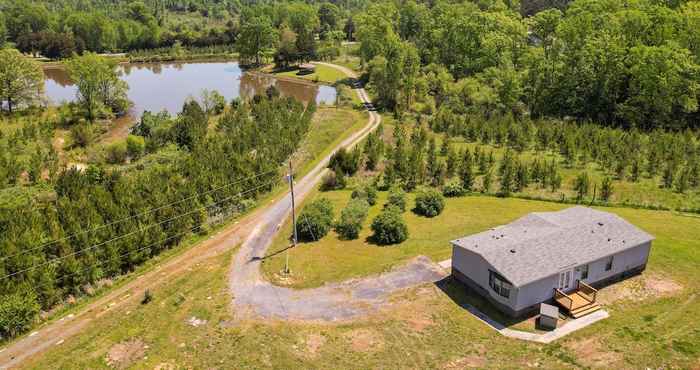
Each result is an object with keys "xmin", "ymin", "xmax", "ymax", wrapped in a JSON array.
[{"xmin": 43, "ymin": 61, "xmax": 337, "ymax": 118}]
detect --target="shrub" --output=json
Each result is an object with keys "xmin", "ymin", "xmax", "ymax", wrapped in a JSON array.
[
  {"xmin": 142, "ymin": 289, "xmax": 153, "ymax": 304},
  {"xmin": 371, "ymin": 206, "xmax": 408, "ymax": 245},
  {"xmin": 329, "ymin": 147, "xmax": 361, "ymax": 175},
  {"xmin": 105, "ymin": 141, "xmax": 128, "ymax": 164},
  {"xmin": 351, "ymin": 182, "xmax": 378, "ymax": 205},
  {"xmin": 126, "ymin": 135, "xmax": 146, "ymax": 159},
  {"xmin": 386, "ymin": 185, "xmax": 406, "ymax": 211},
  {"xmin": 414, "ymin": 187, "xmax": 445, "ymax": 217},
  {"xmin": 297, "ymin": 198, "xmax": 334, "ymax": 241},
  {"xmin": 335, "ymin": 198, "xmax": 369, "ymax": 240},
  {"xmin": 321, "ymin": 169, "xmax": 346, "ymax": 191},
  {"xmin": 442, "ymin": 178, "xmax": 465, "ymax": 197},
  {"xmin": 0, "ymin": 291, "xmax": 40, "ymax": 339},
  {"xmin": 70, "ymin": 124, "xmax": 94, "ymax": 147}
]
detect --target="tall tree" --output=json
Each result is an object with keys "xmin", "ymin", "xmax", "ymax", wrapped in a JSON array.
[
  {"xmin": 64, "ymin": 53, "xmax": 128, "ymax": 121},
  {"xmin": 236, "ymin": 17, "xmax": 277, "ymax": 65},
  {"xmin": 0, "ymin": 49, "xmax": 44, "ymax": 113}
]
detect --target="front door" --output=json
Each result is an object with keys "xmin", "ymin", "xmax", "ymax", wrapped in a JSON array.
[{"xmin": 558, "ymin": 269, "xmax": 573, "ymax": 290}]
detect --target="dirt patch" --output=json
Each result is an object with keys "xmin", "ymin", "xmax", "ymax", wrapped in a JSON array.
[
  {"xmin": 105, "ymin": 338, "xmax": 146, "ymax": 369},
  {"xmin": 298, "ymin": 333, "xmax": 327, "ymax": 359},
  {"xmin": 566, "ymin": 337, "xmax": 623, "ymax": 368},
  {"xmin": 345, "ymin": 328, "xmax": 384, "ymax": 352},
  {"xmin": 443, "ymin": 355, "xmax": 487, "ymax": 369},
  {"xmin": 154, "ymin": 363, "xmax": 176, "ymax": 370},
  {"xmin": 598, "ymin": 274, "xmax": 683, "ymax": 304},
  {"xmin": 186, "ymin": 316, "xmax": 208, "ymax": 327}
]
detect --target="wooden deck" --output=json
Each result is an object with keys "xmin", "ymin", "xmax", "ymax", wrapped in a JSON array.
[{"xmin": 554, "ymin": 281, "xmax": 602, "ymax": 318}]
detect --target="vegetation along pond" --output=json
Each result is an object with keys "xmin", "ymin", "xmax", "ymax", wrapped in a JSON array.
[{"xmin": 44, "ymin": 61, "xmax": 338, "ymax": 116}]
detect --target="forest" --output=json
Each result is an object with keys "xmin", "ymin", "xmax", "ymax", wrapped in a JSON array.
[{"xmin": 1, "ymin": 0, "xmax": 700, "ymax": 342}]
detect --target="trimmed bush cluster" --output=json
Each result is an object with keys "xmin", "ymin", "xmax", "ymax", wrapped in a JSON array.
[
  {"xmin": 297, "ymin": 198, "xmax": 334, "ymax": 242},
  {"xmin": 414, "ymin": 187, "xmax": 445, "ymax": 217},
  {"xmin": 386, "ymin": 185, "xmax": 406, "ymax": 211},
  {"xmin": 371, "ymin": 206, "xmax": 408, "ymax": 245},
  {"xmin": 442, "ymin": 178, "xmax": 465, "ymax": 197},
  {"xmin": 335, "ymin": 198, "xmax": 370, "ymax": 240}
]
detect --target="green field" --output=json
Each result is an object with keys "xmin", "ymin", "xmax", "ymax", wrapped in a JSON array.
[
  {"xmin": 24, "ymin": 195, "xmax": 700, "ymax": 369},
  {"xmin": 273, "ymin": 63, "xmax": 349, "ymax": 85}
]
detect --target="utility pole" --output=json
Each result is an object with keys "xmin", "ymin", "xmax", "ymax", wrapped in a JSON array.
[{"xmin": 286, "ymin": 160, "xmax": 297, "ymax": 274}]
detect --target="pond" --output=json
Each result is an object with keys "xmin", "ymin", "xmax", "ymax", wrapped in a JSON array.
[{"xmin": 44, "ymin": 61, "xmax": 338, "ymax": 118}]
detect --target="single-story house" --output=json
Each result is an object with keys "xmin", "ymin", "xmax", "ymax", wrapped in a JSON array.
[{"xmin": 451, "ymin": 206, "xmax": 654, "ymax": 318}]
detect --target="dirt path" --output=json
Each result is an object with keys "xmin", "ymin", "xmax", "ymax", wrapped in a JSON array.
[
  {"xmin": 0, "ymin": 62, "xmax": 374, "ymax": 369},
  {"xmin": 228, "ymin": 63, "xmax": 446, "ymax": 322}
]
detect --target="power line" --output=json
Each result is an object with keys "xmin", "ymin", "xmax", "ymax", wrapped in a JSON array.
[
  {"xmin": 27, "ymin": 215, "xmax": 218, "ymax": 295},
  {"xmin": 0, "ymin": 178, "xmax": 279, "ymax": 281},
  {"xmin": 0, "ymin": 169, "xmax": 278, "ymax": 263}
]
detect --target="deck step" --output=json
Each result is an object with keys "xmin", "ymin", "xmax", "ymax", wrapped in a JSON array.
[{"xmin": 570, "ymin": 303, "xmax": 601, "ymax": 318}]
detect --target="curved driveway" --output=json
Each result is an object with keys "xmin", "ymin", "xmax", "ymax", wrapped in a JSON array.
[{"xmin": 228, "ymin": 63, "xmax": 446, "ymax": 322}]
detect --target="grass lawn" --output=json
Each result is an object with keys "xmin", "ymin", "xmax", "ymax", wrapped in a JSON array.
[
  {"xmin": 274, "ymin": 64, "xmax": 348, "ymax": 85},
  {"xmin": 23, "ymin": 195, "xmax": 700, "ymax": 369}
]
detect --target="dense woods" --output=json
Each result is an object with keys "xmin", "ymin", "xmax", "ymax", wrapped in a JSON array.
[
  {"xmin": 356, "ymin": 0, "xmax": 700, "ymax": 130},
  {"xmin": 0, "ymin": 94, "xmax": 314, "ymax": 338}
]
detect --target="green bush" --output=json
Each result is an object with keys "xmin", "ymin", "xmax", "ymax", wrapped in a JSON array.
[
  {"xmin": 70, "ymin": 124, "xmax": 94, "ymax": 147},
  {"xmin": 105, "ymin": 141, "xmax": 128, "ymax": 164},
  {"xmin": 351, "ymin": 182, "xmax": 378, "ymax": 205},
  {"xmin": 320, "ymin": 169, "xmax": 346, "ymax": 191},
  {"xmin": 386, "ymin": 185, "xmax": 406, "ymax": 211},
  {"xmin": 126, "ymin": 135, "xmax": 146, "ymax": 159},
  {"xmin": 442, "ymin": 178, "xmax": 465, "ymax": 197},
  {"xmin": 414, "ymin": 187, "xmax": 445, "ymax": 217},
  {"xmin": 371, "ymin": 206, "xmax": 409, "ymax": 245},
  {"xmin": 297, "ymin": 198, "xmax": 334, "ymax": 241},
  {"xmin": 0, "ymin": 291, "xmax": 40, "ymax": 339},
  {"xmin": 335, "ymin": 198, "xmax": 369, "ymax": 240}
]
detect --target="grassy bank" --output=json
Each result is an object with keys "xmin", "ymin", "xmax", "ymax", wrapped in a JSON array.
[
  {"xmin": 271, "ymin": 64, "xmax": 349, "ymax": 85},
  {"xmin": 23, "ymin": 195, "xmax": 700, "ymax": 369}
]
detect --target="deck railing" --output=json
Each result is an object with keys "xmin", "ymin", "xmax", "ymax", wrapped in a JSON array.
[
  {"xmin": 577, "ymin": 280, "xmax": 598, "ymax": 303},
  {"xmin": 554, "ymin": 288, "xmax": 573, "ymax": 311}
]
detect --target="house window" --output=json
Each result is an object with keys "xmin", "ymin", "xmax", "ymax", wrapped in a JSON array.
[
  {"xmin": 605, "ymin": 256, "xmax": 614, "ymax": 271},
  {"xmin": 579, "ymin": 264, "xmax": 589, "ymax": 279},
  {"xmin": 489, "ymin": 270, "xmax": 512, "ymax": 299}
]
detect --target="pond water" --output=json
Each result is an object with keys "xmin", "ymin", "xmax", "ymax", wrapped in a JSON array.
[{"xmin": 44, "ymin": 61, "xmax": 337, "ymax": 118}]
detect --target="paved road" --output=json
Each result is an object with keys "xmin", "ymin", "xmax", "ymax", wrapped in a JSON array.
[{"xmin": 228, "ymin": 63, "xmax": 446, "ymax": 322}]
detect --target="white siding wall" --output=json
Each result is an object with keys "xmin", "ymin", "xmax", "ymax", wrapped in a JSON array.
[
  {"xmin": 585, "ymin": 241, "xmax": 651, "ymax": 284},
  {"xmin": 513, "ymin": 241, "xmax": 651, "ymax": 311},
  {"xmin": 452, "ymin": 245, "xmax": 518, "ymax": 308}
]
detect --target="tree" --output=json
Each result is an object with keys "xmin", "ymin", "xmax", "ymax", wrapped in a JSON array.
[
  {"xmin": 574, "ymin": 172, "xmax": 590, "ymax": 201},
  {"xmin": 318, "ymin": 3, "xmax": 340, "ymax": 38},
  {"xmin": 64, "ymin": 53, "xmax": 128, "ymax": 121},
  {"xmin": 297, "ymin": 198, "xmax": 334, "ymax": 242},
  {"xmin": 0, "ymin": 290, "xmax": 40, "ymax": 339},
  {"xmin": 335, "ymin": 198, "xmax": 369, "ymax": 240},
  {"xmin": 386, "ymin": 185, "xmax": 407, "ymax": 211},
  {"xmin": 274, "ymin": 25, "xmax": 298, "ymax": 68},
  {"xmin": 600, "ymin": 177, "xmax": 614, "ymax": 202},
  {"xmin": 237, "ymin": 17, "xmax": 277, "ymax": 65},
  {"xmin": 0, "ymin": 49, "xmax": 44, "ymax": 113},
  {"xmin": 351, "ymin": 182, "xmax": 378, "ymax": 206},
  {"xmin": 414, "ymin": 187, "xmax": 445, "ymax": 217},
  {"xmin": 371, "ymin": 206, "xmax": 408, "ymax": 245}
]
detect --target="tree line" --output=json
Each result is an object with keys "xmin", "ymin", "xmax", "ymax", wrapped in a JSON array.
[
  {"xmin": 356, "ymin": 0, "xmax": 700, "ymax": 130},
  {"xmin": 0, "ymin": 92, "xmax": 315, "ymax": 339}
]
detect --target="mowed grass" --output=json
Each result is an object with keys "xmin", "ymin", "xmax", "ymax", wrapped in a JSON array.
[
  {"xmin": 262, "ymin": 190, "xmax": 700, "ymax": 290},
  {"xmin": 292, "ymin": 107, "xmax": 368, "ymax": 177},
  {"xmin": 274, "ymin": 63, "xmax": 348, "ymax": 84},
  {"xmin": 23, "ymin": 196, "xmax": 700, "ymax": 369}
]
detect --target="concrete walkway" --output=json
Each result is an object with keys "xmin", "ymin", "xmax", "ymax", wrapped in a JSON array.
[{"xmin": 462, "ymin": 302, "xmax": 609, "ymax": 344}]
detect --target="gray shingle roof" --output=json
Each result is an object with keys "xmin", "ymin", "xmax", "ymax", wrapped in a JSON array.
[{"xmin": 451, "ymin": 206, "xmax": 654, "ymax": 287}]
